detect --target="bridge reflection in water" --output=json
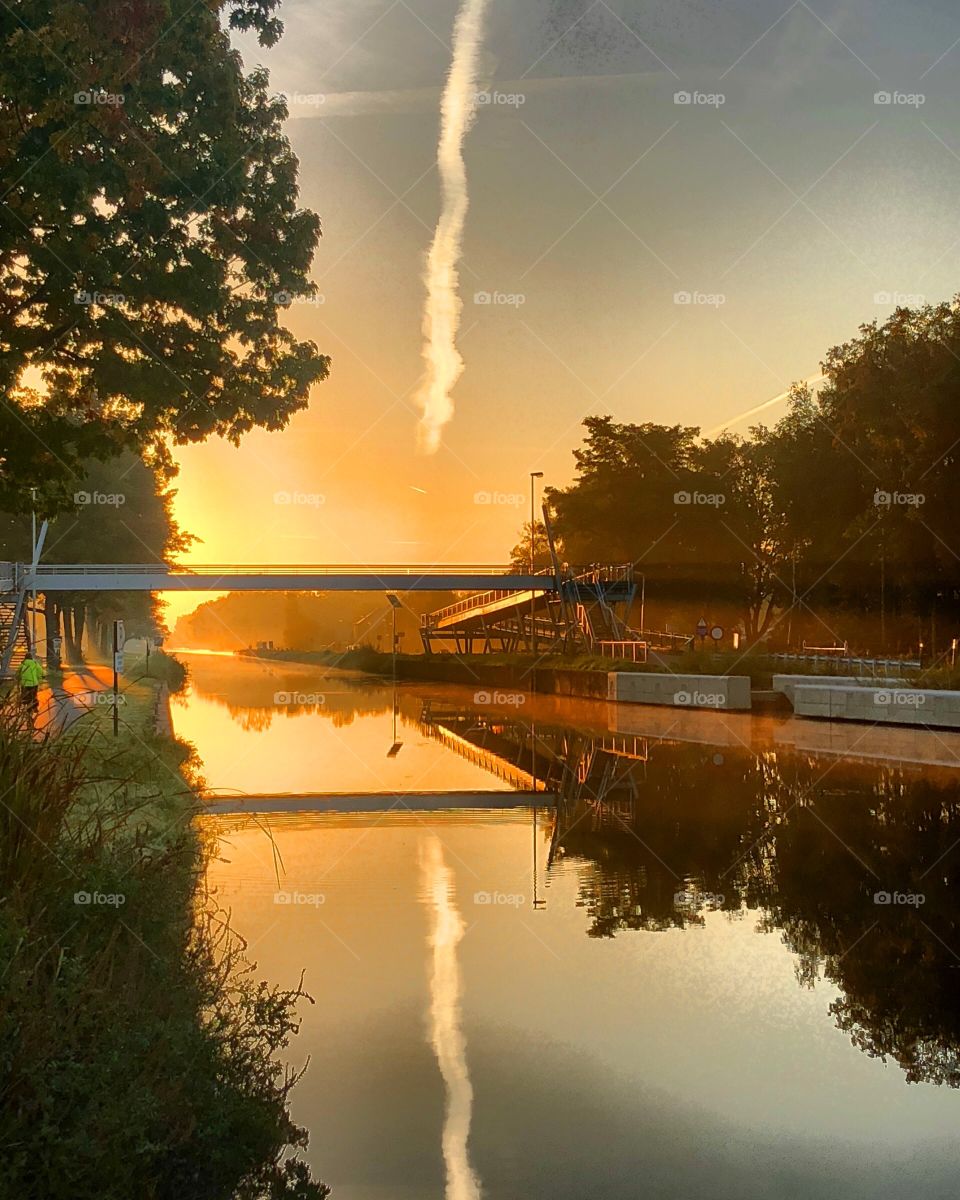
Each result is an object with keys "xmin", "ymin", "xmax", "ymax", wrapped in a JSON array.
[
  {"xmin": 411, "ymin": 700, "xmax": 960, "ymax": 1091},
  {"xmin": 189, "ymin": 654, "xmax": 960, "ymax": 1094}
]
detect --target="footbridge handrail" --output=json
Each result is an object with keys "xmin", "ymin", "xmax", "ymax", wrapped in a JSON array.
[{"xmin": 23, "ymin": 561, "xmax": 523, "ymax": 578}]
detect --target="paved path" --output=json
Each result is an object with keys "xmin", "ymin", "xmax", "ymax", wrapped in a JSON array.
[{"xmin": 34, "ymin": 665, "xmax": 115, "ymax": 736}]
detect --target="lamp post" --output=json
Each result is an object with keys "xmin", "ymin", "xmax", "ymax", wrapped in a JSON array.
[
  {"xmin": 386, "ymin": 593, "xmax": 403, "ymax": 756},
  {"xmin": 29, "ymin": 487, "xmax": 37, "ymax": 652},
  {"xmin": 529, "ymin": 471, "xmax": 543, "ymax": 654}
]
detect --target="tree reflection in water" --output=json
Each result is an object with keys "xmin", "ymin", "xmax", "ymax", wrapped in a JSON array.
[
  {"xmin": 181, "ymin": 655, "xmax": 960, "ymax": 1091},
  {"xmin": 422, "ymin": 705, "xmax": 960, "ymax": 1089}
]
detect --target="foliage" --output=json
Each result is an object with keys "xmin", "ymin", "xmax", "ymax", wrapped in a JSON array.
[
  {"xmin": 508, "ymin": 520, "xmax": 552, "ymax": 573},
  {"xmin": 0, "ymin": 696, "xmax": 329, "ymax": 1199},
  {"xmin": 540, "ymin": 300, "xmax": 960, "ymax": 652},
  {"xmin": 1, "ymin": 449, "xmax": 194, "ymax": 659},
  {"xmin": 0, "ymin": 0, "xmax": 329, "ymax": 512}
]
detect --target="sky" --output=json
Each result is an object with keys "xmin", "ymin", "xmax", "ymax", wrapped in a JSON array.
[{"xmin": 169, "ymin": 0, "xmax": 960, "ymax": 620}]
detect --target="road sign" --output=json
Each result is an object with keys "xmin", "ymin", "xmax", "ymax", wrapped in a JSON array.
[
  {"xmin": 114, "ymin": 652, "xmax": 124, "ymax": 674},
  {"xmin": 710, "ymin": 625, "xmax": 724, "ymax": 642},
  {"xmin": 696, "ymin": 617, "xmax": 708, "ymax": 638},
  {"xmin": 114, "ymin": 619, "xmax": 125, "ymax": 648}
]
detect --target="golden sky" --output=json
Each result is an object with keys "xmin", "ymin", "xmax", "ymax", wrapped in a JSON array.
[{"xmin": 168, "ymin": 0, "xmax": 960, "ymax": 621}]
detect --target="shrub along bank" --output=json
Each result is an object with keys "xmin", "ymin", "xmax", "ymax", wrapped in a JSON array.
[
  {"xmin": 241, "ymin": 644, "xmax": 925, "ymax": 692},
  {"xmin": 0, "ymin": 655, "xmax": 329, "ymax": 1200}
]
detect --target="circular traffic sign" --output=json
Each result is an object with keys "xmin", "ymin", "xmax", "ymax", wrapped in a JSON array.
[{"xmin": 710, "ymin": 625, "xmax": 724, "ymax": 641}]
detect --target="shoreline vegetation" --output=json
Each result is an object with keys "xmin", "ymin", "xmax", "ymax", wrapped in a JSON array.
[
  {"xmin": 235, "ymin": 644, "xmax": 951, "ymax": 693},
  {"xmin": 0, "ymin": 653, "xmax": 330, "ymax": 1200}
]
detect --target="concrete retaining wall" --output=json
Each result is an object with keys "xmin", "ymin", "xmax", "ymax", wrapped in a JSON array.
[
  {"xmin": 608, "ymin": 672, "xmax": 752, "ymax": 711},
  {"xmin": 773, "ymin": 673, "xmax": 906, "ymax": 704},
  {"xmin": 793, "ymin": 684, "xmax": 960, "ymax": 729}
]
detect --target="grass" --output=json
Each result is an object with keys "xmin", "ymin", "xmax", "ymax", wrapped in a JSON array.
[{"xmin": 0, "ymin": 653, "xmax": 330, "ymax": 1200}]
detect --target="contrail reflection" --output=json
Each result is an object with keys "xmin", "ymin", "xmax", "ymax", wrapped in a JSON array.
[{"xmin": 420, "ymin": 835, "xmax": 482, "ymax": 1200}]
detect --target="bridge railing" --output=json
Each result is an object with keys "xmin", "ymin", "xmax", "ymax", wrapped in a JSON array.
[
  {"xmin": 422, "ymin": 563, "xmax": 637, "ymax": 629},
  {"xmin": 422, "ymin": 567, "xmax": 557, "ymax": 627},
  {"xmin": 24, "ymin": 562, "xmax": 525, "ymax": 578}
]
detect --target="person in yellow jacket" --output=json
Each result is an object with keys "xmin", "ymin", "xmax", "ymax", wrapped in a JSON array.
[{"xmin": 18, "ymin": 653, "xmax": 43, "ymax": 710}]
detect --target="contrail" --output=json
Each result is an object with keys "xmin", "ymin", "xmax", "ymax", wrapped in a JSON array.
[
  {"xmin": 703, "ymin": 374, "xmax": 825, "ymax": 438},
  {"xmin": 415, "ymin": 0, "xmax": 491, "ymax": 453}
]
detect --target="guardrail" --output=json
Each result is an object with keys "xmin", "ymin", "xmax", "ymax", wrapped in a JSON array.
[
  {"xmin": 597, "ymin": 640, "xmax": 648, "ymax": 663},
  {"xmin": 772, "ymin": 652, "xmax": 922, "ymax": 672},
  {"xmin": 25, "ymin": 562, "xmax": 523, "ymax": 578}
]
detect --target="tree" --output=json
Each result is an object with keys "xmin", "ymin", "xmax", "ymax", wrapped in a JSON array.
[
  {"xmin": 0, "ymin": 0, "xmax": 329, "ymax": 513},
  {"xmin": 546, "ymin": 416, "xmax": 784, "ymax": 636},
  {"xmin": 0, "ymin": 452, "xmax": 191, "ymax": 661},
  {"xmin": 509, "ymin": 520, "xmax": 552, "ymax": 573}
]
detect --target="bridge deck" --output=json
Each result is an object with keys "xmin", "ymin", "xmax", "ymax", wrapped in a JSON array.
[
  {"xmin": 15, "ymin": 563, "xmax": 552, "ymax": 594},
  {"xmin": 202, "ymin": 790, "xmax": 550, "ymax": 814}
]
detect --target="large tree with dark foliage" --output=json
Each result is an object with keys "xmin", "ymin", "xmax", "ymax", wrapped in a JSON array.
[
  {"xmin": 541, "ymin": 300, "xmax": 960, "ymax": 650},
  {"xmin": 0, "ymin": 0, "xmax": 329, "ymax": 513}
]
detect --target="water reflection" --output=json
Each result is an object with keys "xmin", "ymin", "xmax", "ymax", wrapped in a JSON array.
[
  {"xmin": 421, "ymin": 703, "xmax": 960, "ymax": 1088},
  {"xmin": 420, "ymin": 836, "xmax": 482, "ymax": 1200},
  {"xmin": 184, "ymin": 653, "xmax": 960, "ymax": 1093},
  {"xmin": 181, "ymin": 654, "xmax": 960, "ymax": 1197}
]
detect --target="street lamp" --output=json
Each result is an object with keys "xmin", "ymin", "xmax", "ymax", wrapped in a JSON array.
[
  {"xmin": 529, "ymin": 472, "xmax": 544, "ymax": 573},
  {"xmin": 529, "ymin": 472, "xmax": 544, "ymax": 655}
]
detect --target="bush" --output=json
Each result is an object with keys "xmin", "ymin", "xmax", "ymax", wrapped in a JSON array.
[{"xmin": 0, "ymin": 703, "xmax": 329, "ymax": 1200}]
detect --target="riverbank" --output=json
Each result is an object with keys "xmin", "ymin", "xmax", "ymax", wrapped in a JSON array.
[
  {"xmin": 234, "ymin": 645, "xmax": 824, "ymax": 706},
  {"xmin": 0, "ymin": 653, "xmax": 329, "ymax": 1200},
  {"xmin": 240, "ymin": 643, "xmax": 925, "ymax": 689}
]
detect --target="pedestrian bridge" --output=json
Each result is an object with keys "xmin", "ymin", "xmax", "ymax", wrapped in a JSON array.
[{"xmin": 13, "ymin": 562, "xmax": 550, "ymax": 593}]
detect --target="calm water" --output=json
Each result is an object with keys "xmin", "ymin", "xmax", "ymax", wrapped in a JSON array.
[{"xmin": 174, "ymin": 652, "xmax": 960, "ymax": 1200}]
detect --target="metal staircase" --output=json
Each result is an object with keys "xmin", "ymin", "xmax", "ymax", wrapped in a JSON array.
[
  {"xmin": 0, "ymin": 581, "xmax": 30, "ymax": 679},
  {"xmin": 419, "ymin": 562, "xmax": 645, "ymax": 657}
]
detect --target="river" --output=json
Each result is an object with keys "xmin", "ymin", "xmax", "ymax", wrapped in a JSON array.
[{"xmin": 173, "ymin": 652, "xmax": 960, "ymax": 1200}]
